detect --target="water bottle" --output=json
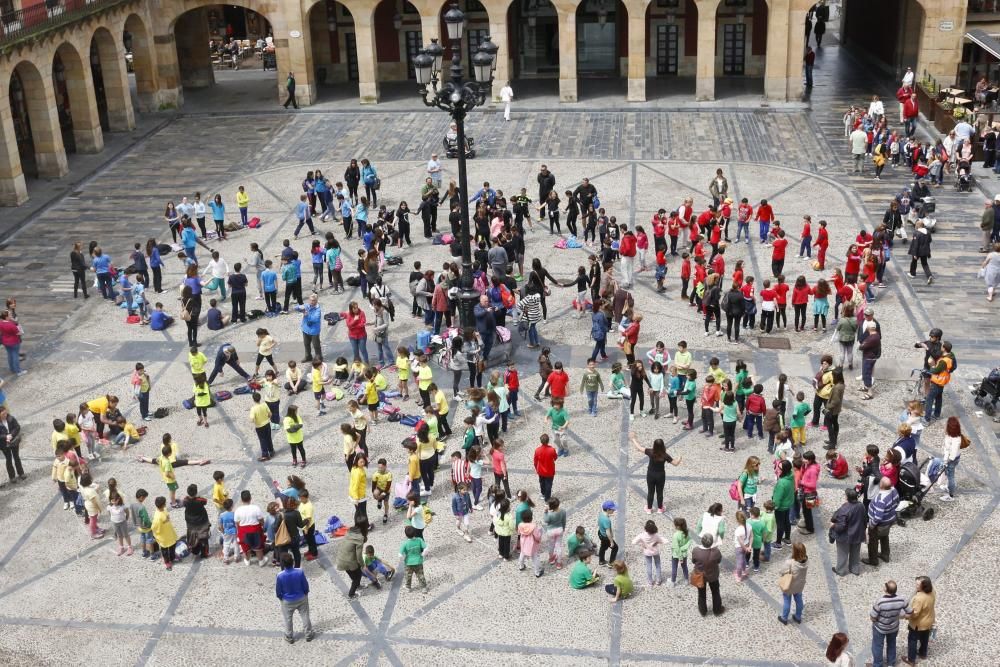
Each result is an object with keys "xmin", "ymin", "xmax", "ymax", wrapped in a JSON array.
[{"xmin": 930, "ymin": 624, "xmax": 937, "ymax": 641}]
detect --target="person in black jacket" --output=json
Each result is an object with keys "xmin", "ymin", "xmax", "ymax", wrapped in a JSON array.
[
  {"xmin": 183, "ymin": 484, "xmax": 212, "ymax": 558},
  {"xmin": 882, "ymin": 201, "xmax": 902, "ymax": 239},
  {"xmin": 276, "ymin": 500, "xmax": 305, "ymax": 567},
  {"xmin": 829, "ymin": 488, "xmax": 866, "ymax": 576},
  {"xmin": 71, "ymin": 241, "xmax": 89, "ymax": 299},
  {"xmin": 703, "ymin": 275, "xmax": 722, "ymax": 336},
  {"xmin": 0, "ymin": 407, "xmax": 25, "ymax": 484},
  {"xmin": 344, "ymin": 160, "xmax": 361, "ymax": 205},
  {"xmin": 723, "ymin": 282, "xmax": 746, "ymax": 342},
  {"xmin": 907, "ymin": 221, "xmax": 933, "ymax": 284},
  {"xmin": 537, "ymin": 165, "xmax": 556, "ymax": 203}
]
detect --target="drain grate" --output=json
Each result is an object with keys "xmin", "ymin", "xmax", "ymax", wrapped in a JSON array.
[
  {"xmin": 25, "ymin": 262, "xmax": 44, "ymax": 271},
  {"xmin": 758, "ymin": 336, "xmax": 792, "ymax": 350}
]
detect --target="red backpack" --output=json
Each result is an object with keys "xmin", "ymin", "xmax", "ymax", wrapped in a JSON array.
[{"xmin": 499, "ymin": 284, "xmax": 515, "ymax": 309}]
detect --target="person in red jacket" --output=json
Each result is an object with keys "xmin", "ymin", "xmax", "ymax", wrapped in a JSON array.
[
  {"xmin": 844, "ymin": 243, "xmax": 862, "ymax": 283},
  {"xmin": 814, "ymin": 220, "xmax": 829, "ymax": 270},
  {"xmin": 720, "ymin": 198, "xmax": 733, "ymax": 242},
  {"xmin": 709, "ymin": 218, "xmax": 723, "ymax": 258},
  {"xmin": 533, "ymin": 434, "xmax": 558, "ymax": 501},
  {"xmin": 732, "ymin": 260, "xmax": 745, "ymax": 289},
  {"xmin": 903, "ymin": 92, "xmax": 919, "ymax": 137},
  {"xmin": 504, "ymin": 360, "xmax": 521, "ymax": 417},
  {"xmin": 689, "ymin": 258, "xmax": 707, "ymax": 308},
  {"xmin": 678, "ymin": 197, "xmax": 694, "ymax": 223},
  {"xmin": 679, "ymin": 252, "xmax": 691, "ymax": 299},
  {"xmin": 791, "ymin": 276, "xmax": 811, "ymax": 332},
  {"xmin": 618, "ymin": 228, "xmax": 637, "ymax": 287},
  {"xmin": 542, "ymin": 362, "xmax": 569, "ymax": 399},
  {"xmin": 651, "ymin": 210, "xmax": 668, "ymax": 254},
  {"xmin": 711, "ymin": 246, "xmax": 725, "ymax": 278},
  {"xmin": 771, "ymin": 229, "xmax": 789, "ymax": 278},
  {"xmin": 755, "ymin": 199, "xmax": 775, "ymax": 244},
  {"xmin": 667, "ymin": 211, "xmax": 682, "ymax": 256},
  {"xmin": 774, "ymin": 275, "xmax": 790, "ymax": 330},
  {"xmin": 825, "ymin": 450, "xmax": 849, "ymax": 479}
]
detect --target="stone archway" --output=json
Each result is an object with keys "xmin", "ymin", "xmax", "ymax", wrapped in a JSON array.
[
  {"xmin": 307, "ymin": 0, "xmax": 360, "ymax": 101},
  {"xmin": 8, "ymin": 60, "xmax": 67, "ymax": 180},
  {"xmin": 125, "ymin": 13, "xmax": 157, "ymax": 111},
  {"xmin": 90, "ymin": 25, "xmax": 135, "ymax": 132},
  {"xmin": 53, "ymin": 41, "xmax": 104, "ymax": 154}
]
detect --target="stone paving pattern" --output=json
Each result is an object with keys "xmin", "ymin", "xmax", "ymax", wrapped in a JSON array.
[{"xmin": 0, "ymin": 34, "xmax": 998, "ymax": 667}]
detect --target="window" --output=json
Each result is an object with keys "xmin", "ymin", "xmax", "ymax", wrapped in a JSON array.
[
  {"xmin": 722, "ymin": 23, "xmax": 746, "ymax": 75},
  {"xmin": 725, "ymin": 0, "xmax": 748, "ymax": 6},
  {"xmin": 405, "ymin": 30, "xmax": 422, "ymax": 79},
  {"xmin": 656, "ymin": 0, "xmax": 680, "ymax": 7},
  {"xmin": 345, "ymin": 32, "xmax": 359, "ymax": 81},
  {"xmin": 656, "ymin": 24, "xmax": 678, "ymax": 75}
]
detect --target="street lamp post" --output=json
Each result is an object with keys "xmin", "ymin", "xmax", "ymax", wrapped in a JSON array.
[{"xmin": 413, "ymin": 2, "xmax": 497, "ymax": 338}]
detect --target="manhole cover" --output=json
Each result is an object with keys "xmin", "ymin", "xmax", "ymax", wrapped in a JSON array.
[
  {"xmin": 758, "ymin": 336, "xmax": 792, "ymax": 350},
  {"xmin": 25, "ymin": 262, "xmax": 44, "ymax": 271}
]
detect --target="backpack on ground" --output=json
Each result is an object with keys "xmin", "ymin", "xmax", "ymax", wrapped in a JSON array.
[
  {"xmin": 346, "ymin": 276, "xmax": 360, "ymax": 287},
  {"xmin": 386, "ymin": 255, "xmax": 403, "ymax": 266},
  {"xmin": 182, "ymin": 398, "xmax": 194, "ymax": 410},
  {"xmin": 248, "ymin": 309, "xmax": 265, "ymax": 320},
  {"xmin": 214, "ymin": 390, "xmax": 233, "ymax": 402},
  {"xmin": 400, "ymin": 415, "xmax": 421, "ymax": 427},
  {"xmin": 247, "ymin": 217, "xmax": 261, "ymax": 229},
  {"xmin": 153, "ymin": 407, "xmax": 170, "ymax": 419},
  {"xmin": 233, "ymin": 385, "xmax": 253, "ymax": 396}
]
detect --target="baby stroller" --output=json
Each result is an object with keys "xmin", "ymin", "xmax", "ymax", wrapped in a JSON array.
[
  {"xmin": 444, "ymin": 134, "xmax": 476, "ymax": 159},
  {"xmin": 895, "ymin": 458, "xmax": 943, "ymax": 526},
  {"xmin": 955, "ymin": 159, "xmax": 974, "ymax": 192},
  {"xmin": 971, "ymin": 367, "xmax": 1000, "ymax": 416}
]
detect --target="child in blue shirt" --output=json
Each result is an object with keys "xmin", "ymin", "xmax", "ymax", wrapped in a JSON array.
[
  {"xmin": 261, "ymin": 260, "xmax": 279, "ymax": 315},
  {"xmin": 118, "ymin": 273, "xmax": 135, "ymax": 315},
  {"xmin": 218, "ymin": 499, "xmax": 238, "ymax": 564},
  {"xmin": 294, "ymin": 194, "xmax": 315, "ymax": 238}
]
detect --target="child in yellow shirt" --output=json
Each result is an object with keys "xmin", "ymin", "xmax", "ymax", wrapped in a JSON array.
[
  {"xmin": 64, "ymin": 413, "xmax": 82, "ymax": 456},
  {"xmin": 395, "ymin": 346, "xmax": 411, "ymax": 399},
  {"xmin": 311, "ymin": 360, "xmax": 331, "ymax": 416},
  {"xmin": 112, "ymin": 416, "xmax": 142, "ymax": 451},
  {"xmin": 151, "ymin": 496, "xmax": 179, "ymax": 570},
  {"xmin": 211, "ymin": 470, "xmax": 229, "ymax": 512},
  {"xmin": 371, "ymin": 458, "xmax": 393, "ymax": 524},
  {"xmin": 300, "ymin": 488, "xmax": 318, "ymax": 561}
]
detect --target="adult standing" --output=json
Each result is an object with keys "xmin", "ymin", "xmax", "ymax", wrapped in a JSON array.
[
  {"xmin": 181, "ymin": 284, "xmax": 200, "ymax": 347},
  {"xmin": 573, "ymin": 177, "xmax": 598, "ymax": 214},
  {"xmin": 500, "ymin": 82, "xmax": 514, "ymax": 121},
  {"xmin": 164, "ymin": 201, "xmax": 180, "ymax": 242},
  {"xmin": 298, "ymin": 293, "xmax": 322, "ymax": 363},
  {"xmin": 691, "ymin": 534, "xmax": 724, "ymax": 616},
  {"xmin": 147, "ymin": 239, "xmax": 164, "ymax": 294},
  {"xmin": 824, "ymin": 368, "xmax": 845, "ymax": 449},
  {"xmin": 902, "ymin": 577, "xmax": 936, "ymax": 665},
  {"xmin": 907, "ymin": 220, "xmax": 933, "ymax": 284},
  {"xmin": 804, "ymin": 46, "xmax": 815, "ymax": 88},
  {"xmin": 902, "ymin": 93, "xmax": 919, "ymax": 138},
  {"xmin": 91, "ymin": 247, "xmax": 114, "ymax": 300},
  {"xmin": 850, "ymin": 126, "xmax": 868, "ymax": 173},
  {"xmin": 193, "ymin": 192, "xmax": 208, "ymax": 239},
  {"xmin": 344, "ymin": 159, "xmax": 361, "ymax": 205},
  {"xmin": 537, "ymin": 164, "xmax": 556, "ymax": 204},
  {"xmin": 474, "ymin": 295, "xmax": 497, "ymax": 362},
  {"xmin": 276, "ymin": 552, "xmax": 314, "ymax": 643},
  {"xmin": 0, "ymin": 406, "xmax": 25, "ymax": 485},
  {"xmin": 939, "ymin": 416, "xmax": 966, "ymax": 502},
  {"xmin": 709, "ymin": 169, "xmax": 729, "ymax": 208},
  {"xmin": 228, "ymin": 263, "xmax": 248, "ymax": 323},
  {"xmin": 361, "ymin": 159, "xmax": 378, "ymax": 207},
  {"xmin": 283, "ymin": 72, "xmax": 298, "ymax": 109},
  {"xmin": 863, "ymin": 477, "xmax": 899, "ymax": 567},
  {"xmin": 209, "ymin": 194, "xmax": 227, "ymax": 241},
  {"xmin": 724, "ymin": 281, "xmax": 746, "ymax": 342},
  {"xmin": 630, "ymin": 432, "xmax": 682, "ymax": 514},
  {"xmin": 870, "ymin": 580, "xmax": 911, "ymax": 667},
  {"xmin": 776, "ymin": 542, "xmax": 808, "ymax": 625},
  {"xmin": 346, "ymin": 301, "xmax": 369, "ymax": 365},
  {"xmin": 372, "ymin": 299, "xmax": 394, "ymax": 366},
  {"xmin": 922, "ymin": 343, "xmax": 953, "ymax": 421},
  {"xmin": 234, "ymin": 489, "xmax": 267, "ymax": 565},
  {"xmin": 830, "ymin": 488, "xmax": 866, "ymax": 577},
  {"xmin": 426, "ymin": 153, "xmax": 443, "ymax": 190},
  {"xmin": 336, "ymin": 521, "xmax": 370, "ymax": 599},
  {"xmin": 0, "ymin": 312, "xmax": 25, "ymax": 377},
  {"xmin": 276, "ymin": 498, "xmax": 304, "ymax": 567},
  {"xmin": 811, "ymin": 355, "xmax": 834, "ymax": 427},
  {"xmin": 771, "ymin": 460, "xmax": 795, "ymax": 547},
  {"xmin": 859, "ymin": 326, "xmax": 881, "ymax": 401},
  {"xmin": 797, "ymin": 451, "xmax": 821, "ymax": 535},
  {"xmin": 980, "ymin": 242, "xmax": 1000, "ymax": 300},
  {"xmin": 181, "ymin": 219, "xmax": 200, "ymax": 264},
  {"xmin": 589, "ymin": 301, "xmax": 610, "ymax": 362},
  {"xmin": 70, "ymin": 242, "xmax": 89, "ymax": 299}
]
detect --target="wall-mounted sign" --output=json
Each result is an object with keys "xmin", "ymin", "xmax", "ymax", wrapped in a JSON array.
[
  {"xmin": 289, "ymin": 30, "xmax": 301, "ymax": 38},
  {"xmin": 939, "ymin": 20, "xmax": 954, "ymax": 32}
]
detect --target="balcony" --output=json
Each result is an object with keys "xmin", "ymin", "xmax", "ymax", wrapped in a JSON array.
[{"xmin": 0, "ymin": 0, "xmax": 130, "ymax": 48}]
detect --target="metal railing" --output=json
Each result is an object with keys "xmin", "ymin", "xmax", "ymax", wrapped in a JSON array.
[{"xmin": 0, "ymin": 0, "xmax": 121, "ymax": 47}]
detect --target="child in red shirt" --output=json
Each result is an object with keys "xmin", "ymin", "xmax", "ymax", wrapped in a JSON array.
[
  {"xmin": 813, "ymin": 220, "xmax": 829, "ymax": 269},
  {"xmin": 667, "ymin": 212, "xmax": 682, "ymax": 256},
  {"xmin": 720, "ymin": 199, "xmax": 733, "ymax": 242},
  {"xmin": 759, "ymin": 279, "xmax": 777, "ymax": 333},
  {"xmin": 740, "ymin": 277, "xmax": 757, "ymax": 329},
  {"xmin": 679, "ymin": 253, "xmax": 691, "ymax": 299},
  {"xmin": 737, "ymin": 198, "xmax": 753, "ymax": 243},
  {"xmin": 699, "ymin": 376, "xmax": 721, "ymax": 435},
  {"xmin": 844, "ymin": 243, "xmax": 862, "ymax": 283},
  {"xmin": 709, "ymin": 220, "xmax": 723, "ymax": 255},
  {"xmin": 732, "ymin": 260, "xmax": 744, "ymax": 289},
  {"xmin": 652, "ymin": 210, "xmax": 667, "ymax": 254},
  {"xmin": 791, "ymin": 276, "xmax": 811, "ymax": 332},
  {"xmin": 690, "ymin": 258, "xmax": 707, "ymax": 308},
  {"xmin": 711, "ymin": 248, "xmax": 725, "ymax": 278},
  {"xmin": 771, "ymin": 229, "xmax": 789, "ymax": 279},
  {"xmin": 504, "ymin": 361, "xmax": 520, "ymax": 417},
  {"xmin": 825, "ymin": 450, "xmax": 849, "ymax": 479},
  {"xmin": 635, "ymin": 226, "xmax": 649, "ymax": 272},
  {"xmin": 655, "ymin": 249, "xmax": 668, "ymax": 292},
  {"xmin": 798, "ymin": 216, "xmax": 812, "ymax": 259},
  {"xmin": 692, "ymin": 235, "xmax": 705, "ymax": 260},
  {"xmin": 773, "ymin": 275, "xmax": 790, "ymax": 330},
  {"xmin": 543, "ymin": 362, "xmax": 569, "ymax": 399},
  {"xmin": 755, "ymin": 199, "xmax": 774, "ymax": 244}
]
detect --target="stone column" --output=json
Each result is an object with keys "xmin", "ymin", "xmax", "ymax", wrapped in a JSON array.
[
  {"xmin": 783, "ymin": 0, "xmax": 809, "ymax": 101},
  {"xmin": 555, "ymin": 1, "xmax": 580, "ymax": 102},
  {"xmin": 352, "ymin": 9, "xmax": 381, "ymax": 104},
  {"xmin": 625, "ymin": 0, "xmax": 650, "ymax": 102},
  {"xmin": 280, "ymin": 12, "xmax": 316, "ymax": 105},
  {"xmin": 0, "ymin": 99, "xmax": 28, "ymax": 206},
  {"xmin": 484, "ymin": 0, "xmax": 511, "ymax": 101},
  {"xmin": 694, "ymin": 0, "xmax": 720, "ymax": 101},
  {"xmin": 65, "ymin": 62, "xmax": 104, "ymax": 153},
  {"xmin": 25, "ymin": 72, "xmax": 68, "ymax": 179},
  {"xmin": 917, "ymin": 0, "xmax": 967, "ymax": 87},
  {"xmin": 95, "ymin": 33, "xmax": 135, "ymax": 131},
  {"xmin": 176, "ymin": 9, "xmax": 215, "ymax": 89},
  {"xmin": 152, "ymin": 31, "xmax": 183, "ymax": 109},
  {"xmin": 763, "ymin": 0, "xmax": 789, "ymax": 101}
]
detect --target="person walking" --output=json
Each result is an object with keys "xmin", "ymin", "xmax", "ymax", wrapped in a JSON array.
[
  {"xmin": 870, "ymin": 580, "xmax": 911, "ymax": 667},
  {"xmin": 902, "ymin": 576, "xmax": 936, "ymax": 665},
  {"xmin": 863, "ymin": 477, "xmax": 900, "ymax": 567},
  {"xmin": 335, "ymin": 521, "xmax": 370, "ymax": 599},
  {"xmin": 0, "ymin": 311, "xmax": 25, "ymax": 376},
  {"xmin": 691, "ymin": 533, "xmax": 724, "ymax": 616},
  {"xmin": 283, "ymin": 73, "xmax": 298, "ymax": 109},
  {"xmin": 500, "ymin": 82, "xmax": 513, "ymax": 121},
  {"xmin": 981, "ymin": 242, "xmax": 1000, "ymax": 299},
  {"xmin": 275, "ymin": 552, "xmax": 314, "ymax": 643},
  {"xmin": 830, "ymin": 488, "xmax": 866, "ymax": 576},
  {"xmin": 70, "ymin": 242, "xmax": 89, "ymax": 299},
  {"xmin": 776, "ymin": 542, "xmax": 808, "ymax": 624},
  {"xmin": 907, "ymin": 220, "xmax": 933, "ymax": 284}
]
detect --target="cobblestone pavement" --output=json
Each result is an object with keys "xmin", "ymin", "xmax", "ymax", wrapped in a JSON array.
[{"xmin": 0, "ymin": 43, "xmax": 998, "ymax": 667}]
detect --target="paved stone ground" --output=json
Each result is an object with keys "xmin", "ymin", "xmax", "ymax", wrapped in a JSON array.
[{"xmin": 0, "ymin": 33, "xmax": 998, "ymax": 667}]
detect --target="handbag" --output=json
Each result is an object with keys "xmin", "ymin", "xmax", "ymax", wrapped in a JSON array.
[
  {"xmin": 778, "ymin": 571, "xmax": 793, "ymax": 593},
  {"xmin": 690, "ymin": 569, "xmax": 705, "ymax": 588},
  {"xmin": 373, "ymin": 177, "xmax": 381, "ymax": 191},
  {"xmin": 274, "ymin": 517, "xmax": 291, "ymax": 547},
  {"xmin": 179, "ymin": 300, "xmax": 192, "ymax": 322}
]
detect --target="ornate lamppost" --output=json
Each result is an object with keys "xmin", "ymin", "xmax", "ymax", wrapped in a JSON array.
[{"xmin": 412, "ymin": 2, "xmax": 498, "ymax": 335}]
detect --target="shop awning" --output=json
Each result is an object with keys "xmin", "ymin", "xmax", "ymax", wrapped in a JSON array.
[{"xmin": 966, "ymin": 29, "xmax": 1000, "ymax": 59}]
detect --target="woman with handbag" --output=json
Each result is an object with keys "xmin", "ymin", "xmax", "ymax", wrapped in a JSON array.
[
  {"xmin": 526, "ymin": 258, "xmax": 560, "ymax": 322},
  {"xmin": 0, "ymin": 406, "xmax": 25, "ymax": 484},
  {"xmin": 797, "ymin": 451, "xmax": 821, "ymax": 535},
  {"xmin": 360, "ymin": 159, "xmax": 378, "ymax": 207},
  {"xmin": 777, "ymin": 542, "xmax": 808, "ymax": 624},
  {"xmin": 0, "ymin": 311, "xmax": 25, "ymax": 377}
]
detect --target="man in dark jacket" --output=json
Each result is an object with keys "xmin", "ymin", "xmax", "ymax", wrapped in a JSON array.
[
  {"xmin": 474, "ymin": 294, "xmax": 496, "ymax": 361},
  {"xmin": 863, "ymin": 477, "xmax": 899, "ymax": 568},
  {"xmin": 283, "ymin": 73, "xmax": 298, "ymax": 109},
  {"xmin": 537, "ymin": 165, "xmax": 556, "ymax": 203},
  {"xmin": 907, "ymin": 222, "xmax": 933, "ymax": 284},
  {"xmin": 859, "ymin": 328, "xmax": 881, "ymax": 400},
  {"xmin": 691, "ymin": 533, "xmax": 724, "ymax": 616},
  {"xmin": 830, "ymin": 488, "xmax": 867, "ymax": 576},
  {"xmin": 573, "ymin": 177, "xmax": 598, "ymax": 212}
]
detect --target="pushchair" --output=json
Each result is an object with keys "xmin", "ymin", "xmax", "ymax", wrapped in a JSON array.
[
  {"xmin": 444, "ymin": 134, "xmax": 476, "ymax": 159},
  {"xmin": 955, "ymin": 159, "xmax": 974, "ymax": 192},
  {"xmin": 895, "ymin": 458, "xmax": 943, "ymax": 526},
  {"xmin": 971, "ymin": 367, "xmax": 1000, "ymax": 416}
]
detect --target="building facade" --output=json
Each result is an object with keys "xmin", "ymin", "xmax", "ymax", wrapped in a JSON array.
[{"xmin": 0, "ymin": 0, "xmax": 972, "ymax": 205}]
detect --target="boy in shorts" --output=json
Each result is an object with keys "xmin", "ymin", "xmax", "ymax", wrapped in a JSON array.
[
  {"xmin": 131, "ymin": 488, "xmax": 158, "ymax": 559},
  {"xmin": 371, "ymin": 458, "xmax": 393, "ymax": 524},
  {"xmin": 311, "ymin": 359, "xmax": 331, "ymax": 416},
  {"xmin": 362, "ymin": 544, "xmax": 395, "ymax": 587},
  {"xmin": 363, "ymin": 367, "xmax": 380, "ymax": 423}
]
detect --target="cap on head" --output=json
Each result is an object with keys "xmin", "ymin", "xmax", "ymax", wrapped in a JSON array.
[{"xmin": 602, "ymin": 500, "xmax": 617, "ymax": 511}]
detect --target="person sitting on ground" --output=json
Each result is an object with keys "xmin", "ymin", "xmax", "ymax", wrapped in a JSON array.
[
  {"xmin": 206, "ymin": 298, "xmax": 229, "ymax": 331},
  {"xmin": 149, "ymin": 303, "xmax": 174, "ymax": 331}
]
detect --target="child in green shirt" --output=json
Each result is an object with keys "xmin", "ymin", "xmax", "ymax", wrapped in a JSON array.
[
  {"xmin": 566, "ymin": 525, "xmax": 595, "ymax": 560},
  {"xmin": 734, "ymin": 361, "xmax": 751, "ymax": 411},
  {"xmin": 719, "ymin": 392, "xmax": 740, "ymax": 452},
  {"xmin": 748, "ymin": 506, "xmax": 766, "ymax": 572},
  {"xmin": 789, "ymin": 391, "xmax": 811, "ymax": 447},
  {"xmin": 605, "ymin": 560, "xmax": 633, "ymax": 601},
  {"xmin": 670, "ymin": 517, "xmax": 691, "ymax": 586},
  {"xmin": 608, "ymin": 362, "xmax": 628, "ymax": 399},
  {"xmin": 399, "ymin": 525, "xmax": 428, "ymax": 591},
  {"xmin": 682, "ymin": 369, "xmax": 698, "ymax": 430},
  {"xmin": 761, "ymin": 500, "xmax": 777, "ymax": 563},
  {"xmin": 569, "ymin": 549, "xmax": 600, "ymax": 589}
]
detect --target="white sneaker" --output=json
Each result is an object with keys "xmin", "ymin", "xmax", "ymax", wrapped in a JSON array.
[
  {"xmin": 473, "ymin": 504, "xmax": 483, "ymax": 511},
  {"xmin": 463, "ymin": 533, "xmax": 473, "ymax": 543},
  {"xmin": 63, "ymin": 502, "xmax": 71, "ymax": 510},
  {"xmin": 667, "ymin": 580, "xmax": 675, "ymax": 588},
  {"xmin": 715, "ymin": 331, "xmax": 723, "ymax": 337},
  {"xmin": 259, "ymin": 558, "xmax": 268, "ymax": 567},
  {"xmin": 940, "ymin": 494, "xmax": 955, "ymax": 502}
]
